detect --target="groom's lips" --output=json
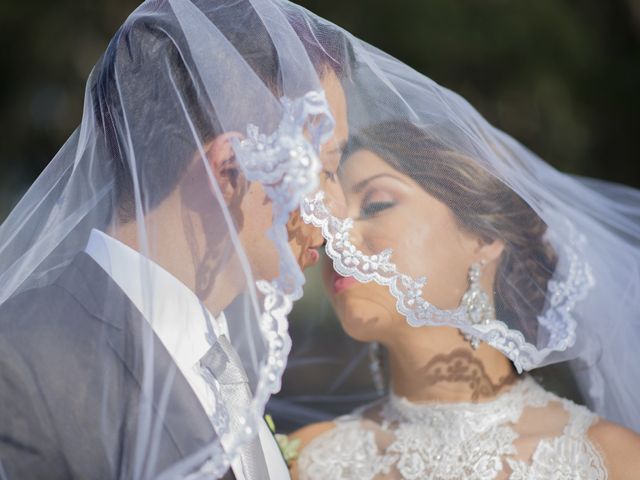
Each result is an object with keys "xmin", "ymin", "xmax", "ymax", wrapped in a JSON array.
[
  {"xmin": 331, "ymin": 270, "xmax": 358, "ymax": 295},
  {"xmin": 306, "ymin": 247, "xmax": 320, "ymax": 266},
  {"xmin": 305, "ymin": 241, "xmax": 324, "ymax": 267}
]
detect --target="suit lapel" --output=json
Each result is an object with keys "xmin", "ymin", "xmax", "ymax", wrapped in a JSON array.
[
  {"xmin": 261, "ymin": 417, "xmax": 291, "ymax": 478},
  {"xmin": 56, "ymin": 253, "xmax": 227, "ymax": 476}
]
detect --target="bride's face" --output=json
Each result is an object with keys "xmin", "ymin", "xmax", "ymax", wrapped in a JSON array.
[{"xmin": 322, "ymin": 148, "xmax": 483, "ymax": 343}]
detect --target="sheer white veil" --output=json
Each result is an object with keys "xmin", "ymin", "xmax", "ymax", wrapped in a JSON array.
[
  {"xmin": 1, "ymin": 3, "xmax": 639, "ymax": 479},
  {"xmin": 281, "ymin": 7, "xmax": 639, "ymax": 433},
  {"xmin": 0, "ymin": 0, "xmax": 351, "ymax": 477}
]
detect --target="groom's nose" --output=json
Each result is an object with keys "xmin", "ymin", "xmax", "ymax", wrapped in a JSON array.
[
  {"xmin": 322, "ymin": 181, "xmax": 348, "ymax": 219},
  {"xmin": 310, "ymin": 224, "xmax": 324, "ymax": 248}
]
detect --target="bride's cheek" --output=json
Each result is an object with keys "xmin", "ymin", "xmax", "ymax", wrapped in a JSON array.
[{"xmin": 359, "ymin": 224, "xmax": 399, "ymax": 256}]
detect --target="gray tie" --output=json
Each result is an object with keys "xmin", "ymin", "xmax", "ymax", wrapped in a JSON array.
[{"xmin": 199, "ymin": 334, "xmax": 269, "ymax": 480}]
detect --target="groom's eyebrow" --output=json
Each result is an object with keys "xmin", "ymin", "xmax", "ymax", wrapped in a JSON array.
[
  {"xmin": 326, "ymin": 139, "xmax": 347, "ymax": 156},
  {"xmin": 351, "ymin": 173, "xmax": 407, "ymax": 193},
  {"xmin": 324, "ymin": 139, "xmax": 348, "ymax": 171},
  {"xmin": 338, "ymin": 139, "xmax": 348, "ymax": 152}
]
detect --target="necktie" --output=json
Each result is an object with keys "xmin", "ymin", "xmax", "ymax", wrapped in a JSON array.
[{"xmin": 199, "ymin": 334, "xmax": 269, "ymax": 480}]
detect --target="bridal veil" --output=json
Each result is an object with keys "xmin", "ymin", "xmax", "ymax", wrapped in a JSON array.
[
  {"xmin": 0, "ymin": 0, "xmax": 349, "ymax": 476},
  {"xmin": 1, "ymin": 1, "xmax": 639, "ymax": 478}
]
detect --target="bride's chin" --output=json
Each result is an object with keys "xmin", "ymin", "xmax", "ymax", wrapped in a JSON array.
[{"xmin": 334, "ymin": 296, "xmax": 394, "ymax": 343}]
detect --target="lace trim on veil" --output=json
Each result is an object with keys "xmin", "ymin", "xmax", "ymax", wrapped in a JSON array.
[
  {"xmin": 301, "ymin": 192, "xmax": 595, "ymax": 372},
  {"xmin": 185, "ymin": 91, "xmax": 334, "ymax": 477}
]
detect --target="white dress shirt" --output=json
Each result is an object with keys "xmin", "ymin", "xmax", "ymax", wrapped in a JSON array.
[{"xmin": 85, "ymin": 229, "xmax": 289, "ymax": 479}]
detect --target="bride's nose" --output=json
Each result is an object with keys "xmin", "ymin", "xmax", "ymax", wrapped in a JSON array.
[{"xmin": 344, "ymin": 220, "xmax": 369, "ymax": 253}]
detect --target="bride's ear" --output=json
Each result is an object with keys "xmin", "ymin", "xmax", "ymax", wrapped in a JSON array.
[
  {"xmin": 474, "ymin": 237, "xmax": 505, "ymax": 264},
  {"xmin": 202, "ymin": 132, "xmax": 244, "ymax": 204}
]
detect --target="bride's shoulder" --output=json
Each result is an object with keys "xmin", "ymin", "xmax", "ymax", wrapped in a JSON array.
[
  {"xmin": 289, "ymin": 401, "xmax": 380, "ymax": 448},
  {"xmin": 587, "ymin": 419, "xmax": 640, "ymax": 480},
  {"xmin": 288, "ymin": 421, "xmax": 336, "ymax": 480},
  {"xmin": 529, "ymin": 381, "xmax": 640, "ymax": 478},
  {"xmin": 290, "ymin": 421, "xmax": 337, "ymax": 450}
]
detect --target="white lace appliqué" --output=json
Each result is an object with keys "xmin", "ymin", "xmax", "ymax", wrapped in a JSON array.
[
  {"xmin": 189, "ymin": 91, "xmax": 334, "ymax": 478},
  {"xmin": 506, "ymin": 400, "xmax": 607, "ymax": 480},
  {"xmin": 298, "ymin": 378, "xmax": 607, "ymax": 480},
  {"xmin": 300, "ymin": 426, "xmax": 396, "ymax": 479},
  {"xmin": 301, "ymin": 192, "xmax": 595, "ymax": 372}
]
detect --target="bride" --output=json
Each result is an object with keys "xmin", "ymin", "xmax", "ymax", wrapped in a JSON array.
[{"xmin": 290, "ymin": 120, "xmax": 640, "ymax": 479}]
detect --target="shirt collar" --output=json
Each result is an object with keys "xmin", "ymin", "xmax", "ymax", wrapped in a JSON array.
[{"xmin": 84, "ymin": 228, "xmax": 227, "ymax": 374}]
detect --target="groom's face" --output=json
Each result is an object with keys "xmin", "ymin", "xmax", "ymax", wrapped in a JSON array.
[
  {"xmin": 222, "ymin": 70, "xmax": 348, "ymax": 286},
  {"xmin": 286, "ymin": 70, "xmax": 349, "ymax": 271}
]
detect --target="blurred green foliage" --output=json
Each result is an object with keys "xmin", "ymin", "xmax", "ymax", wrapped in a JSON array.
[{"xmin": 1, "ymin": 0, "xmax": 639, "ymax": 221}]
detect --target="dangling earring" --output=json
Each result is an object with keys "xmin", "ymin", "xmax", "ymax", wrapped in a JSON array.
[
  {"xmin": 460, "ymin": 261, "xmax": 494, "ymax": 350},
  {"xmin": 368, "ymin": 342, "xmax": 386, "ymax": 395}
]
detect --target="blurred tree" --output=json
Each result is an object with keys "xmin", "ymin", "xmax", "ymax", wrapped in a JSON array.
[
  {"xmin": 0, "ymin": 0, "xmax": 138, "ymax": 217},
  {"xmin": 300, "ymin": 0, "xmax": 640, "ymax": 182}
]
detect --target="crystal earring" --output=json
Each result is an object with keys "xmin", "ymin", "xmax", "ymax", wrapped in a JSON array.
[
  {"xmin": 368, "ymin": 342, "xmax": 386, "ymax": 395},
  {"xmin": 460, "ymin": 261, "xmax": 494, "ymax": 349}
]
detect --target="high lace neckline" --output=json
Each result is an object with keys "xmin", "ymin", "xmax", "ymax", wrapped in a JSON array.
[
  {"xmin": 381, "ymin": 376, "xmax": 544, "ymax": 436},
  {"xmin": 299, "ymin": 375, "xmax": 607, "ymax": 479},
  {"xmin": 387, "ymin": 376, "xmax": 535, "ymax": 421}
]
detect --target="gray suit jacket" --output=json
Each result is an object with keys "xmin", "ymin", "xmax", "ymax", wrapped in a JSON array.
[{"xmin": 0, "ymin": 252, "xmax": 234, "ymax": 479}]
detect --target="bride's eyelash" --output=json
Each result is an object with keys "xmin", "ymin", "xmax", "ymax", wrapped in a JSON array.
[{"xmin": 361, "ymin": 200, "xmax": 395, "ymax": 218}]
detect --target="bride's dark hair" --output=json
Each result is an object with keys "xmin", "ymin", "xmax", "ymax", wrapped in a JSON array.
[{"xmin": 343, "ymin": 120, "xmax": 558, "ymax": 334}]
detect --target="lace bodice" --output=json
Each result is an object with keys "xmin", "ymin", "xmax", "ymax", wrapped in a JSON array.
[{"xmin": 298, "ymin": 377, "xmax": 607, "ymax": 480}]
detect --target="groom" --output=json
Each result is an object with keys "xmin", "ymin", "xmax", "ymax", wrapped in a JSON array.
[{"xmin": 0, "ymin": 3, "xmax": 349, "ymax": 480}]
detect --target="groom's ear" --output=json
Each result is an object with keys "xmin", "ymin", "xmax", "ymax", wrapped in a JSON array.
[{"xmin": 203, "ymin": 132, "xmax": 244, "ymax": 204}]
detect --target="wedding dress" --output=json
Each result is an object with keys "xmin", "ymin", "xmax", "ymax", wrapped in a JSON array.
[{"xmin": 298, "ymin": 377, "xmax": 607, "ymax": 480}]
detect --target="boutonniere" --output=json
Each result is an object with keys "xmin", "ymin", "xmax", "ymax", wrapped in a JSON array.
[{"xmin": 265, "ymin": 414, "xmax": 301, "ymax": 467}]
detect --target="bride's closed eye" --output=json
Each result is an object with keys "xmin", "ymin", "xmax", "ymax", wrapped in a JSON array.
[
  {"xmin": 359, "ymin": 190, "xmax": 396, "ymax": 218},
  {"xmin": 361, "ymin": 200, "xmax": 395, "ymax": 218}
]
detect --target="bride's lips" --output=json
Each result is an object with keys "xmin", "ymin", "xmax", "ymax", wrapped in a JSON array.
[{"xmin": 331, "ymin": 270, "xmax": 358, "ymax": 295}]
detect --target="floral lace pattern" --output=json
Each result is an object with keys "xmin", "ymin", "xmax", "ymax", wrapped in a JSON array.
[
  {"xmin": 235, "ymin": 91, "xmax": 334, "ymax": 298},
  {"xmin": 298, "ymin": 378, "xmax": 607, "ymax": 480},
  {"xmin": 301, "ymin": 192, "xmax": 595, "ymax": 372},
  {"xmin": 506, "ymin": 399, "xmax": 607, "ymax": 480},
  {"xmin": 301, "ymin": 427, "xmax": 397, "ymax": 479},
  {"xmin": 190, "ymin": 91, "xmax": 334, "ymax": 478}
]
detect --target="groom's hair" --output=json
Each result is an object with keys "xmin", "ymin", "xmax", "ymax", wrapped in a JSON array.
[{"xmin": 91, "ymin": 0, "xmax": 353, "ymax": 222}]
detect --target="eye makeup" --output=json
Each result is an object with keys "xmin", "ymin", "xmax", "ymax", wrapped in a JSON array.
[{"xmin": 358, "ymin": 182, "xmax": 402, "ymax": 219}]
